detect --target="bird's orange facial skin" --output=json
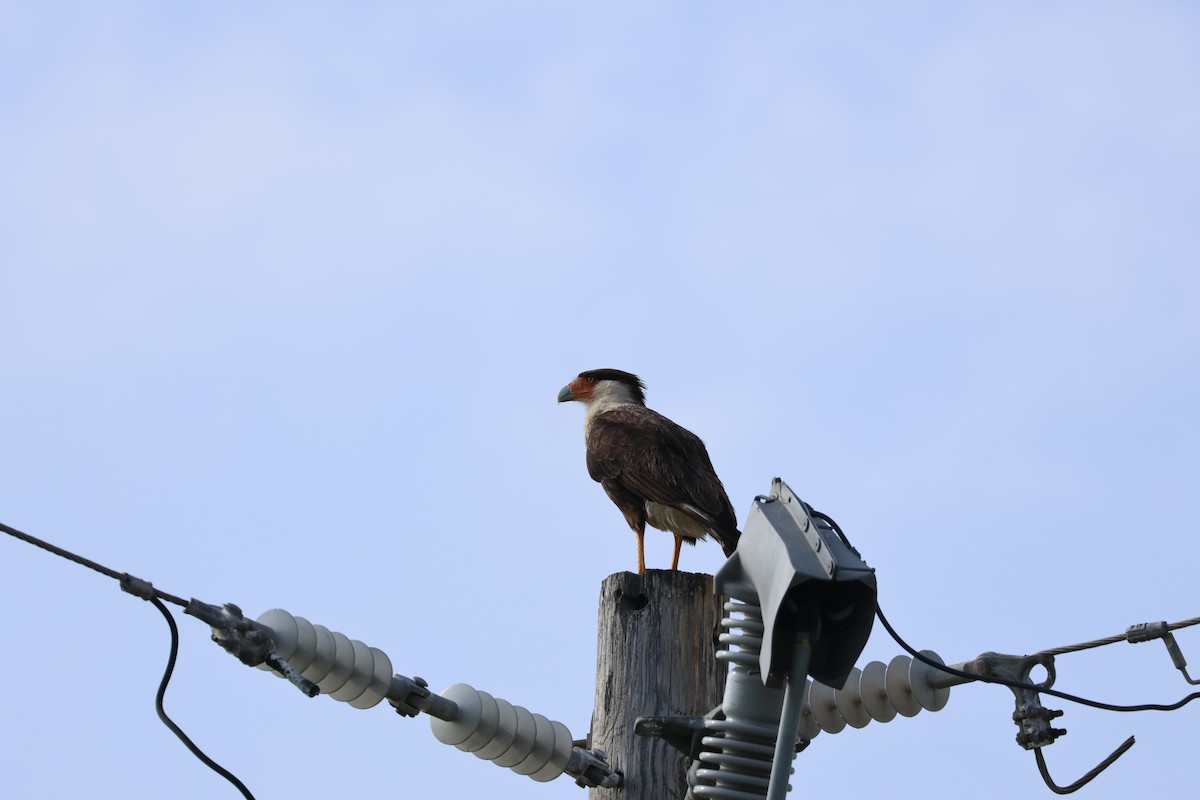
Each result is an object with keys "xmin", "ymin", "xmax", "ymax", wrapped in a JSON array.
[{"xmin": 566, "ymin": 376, "xmax": 595, "ymax": 401}]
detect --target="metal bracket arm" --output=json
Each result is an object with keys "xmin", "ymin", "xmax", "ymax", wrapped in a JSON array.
[
  {"xmin": 963, "ymin": 651, "xmax": 1063, "ymax": 748},
  {"xmin": 565, "ymin": 744, "xmax": 622, "ymax": 789}
]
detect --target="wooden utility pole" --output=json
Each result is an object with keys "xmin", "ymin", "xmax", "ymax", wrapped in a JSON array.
[{"xmin": 589, "ymin": 570, "xmax": 727, "ymax": 800}]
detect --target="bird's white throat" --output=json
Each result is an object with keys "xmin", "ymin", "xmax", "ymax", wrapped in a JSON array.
[{"xmin": 581, "ymin": 379, "xmax": 643, "ymax": 435}]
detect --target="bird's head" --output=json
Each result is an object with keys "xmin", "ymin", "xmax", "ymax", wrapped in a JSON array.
[{"xmin": 558, "ymin": 369, "xmax": 647, "ymax": 407}]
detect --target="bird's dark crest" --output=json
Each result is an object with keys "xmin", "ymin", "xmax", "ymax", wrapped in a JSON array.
[{"xmin": 578, "ymin": 369, "xmax": 646, "ymax": 405}]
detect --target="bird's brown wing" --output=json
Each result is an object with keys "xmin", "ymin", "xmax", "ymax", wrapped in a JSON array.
[{"xmin": 586, "ymin": 405, "xmax": 739, "ymax": 552}]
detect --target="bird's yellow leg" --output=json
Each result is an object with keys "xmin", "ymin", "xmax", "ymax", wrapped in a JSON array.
[
  {"xmin": 671, "ymin": 533, "xmax": 683, "ymax": 570},
  {"xmin": 637, "ymin": 527, "xmax": 646, "ymax": 574}
]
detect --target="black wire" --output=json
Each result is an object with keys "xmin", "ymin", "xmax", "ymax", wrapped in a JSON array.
[
  {"xmin": 150, "ymin": 597, "xmax": 257, "ymax": 800},
  {"xmin": 807, "ymin": 508, "xmax": 855, "ymax": 549},
  {"xmin": 1035, "ymin": 736, "xmax": 1136, "ymax": 794},
  {"xmin": 3, "ymin": 522, "xmax": 253, "ymax": 796},
  {"xmin": 875, "ymin": 602, "xmax": 1200, "ymax": 713},
  {"xmin": 1, "ymin": 520, "xmax": 124, "ymax": 580},
  {"xmin": 0, "ymin": 521, "xmax": 188, "ymax": 606},
  {"xmin": 814, "ymin": 502, "xmax": 1200, "ymax": 792},
  {"xmin": 805, "ymin": 506, "xmax": 1200, "ymax": 713}
]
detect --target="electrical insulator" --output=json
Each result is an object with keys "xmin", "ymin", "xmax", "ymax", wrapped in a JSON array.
[
  {"xmin": 255, "ymin": 609, "xmax": 394, "ymax": 709},
  {"xmin": 694, "ymin": 600, "xmax": 788, "ymax": 799},
  {"xmin": 694, "ymin": 600, "xmax": 955, "ymax": 799},
  {"xmin": 244, "ymin": 608, "xmax": 616, "ymax": 787},
  {"xmin": 429, "ymin": 683, "xmax": 575, "ymax": 783},
  {"xmin": 802, "ymin": 650, "xmax": 951, "ymax": 734}
]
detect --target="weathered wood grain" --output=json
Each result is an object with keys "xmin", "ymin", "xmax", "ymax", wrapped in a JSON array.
[{"xmin": 589, "ymin": 570, "xmax": 727, "ymax": 800}]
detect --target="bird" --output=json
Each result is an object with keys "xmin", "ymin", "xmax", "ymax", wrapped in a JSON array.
[{"xmin": 557, "ymin": 368, "xmax": 740, "ymax": 574}]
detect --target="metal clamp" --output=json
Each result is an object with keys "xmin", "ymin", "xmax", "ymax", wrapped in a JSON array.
[
  {"xmin": 565, "ymin": 743, "xmax": 622, "ymax": 789},
  {"xmin": 1127, "ymin": 621, "xmax": 1200, "ymax": 685},
  {"xmin": 185, "ymin": 600, "xmax": 319, "ymax": 697},
  {"xmin": 963, "ymin": 651, "xmax": 1134, "ymax": 794},
  {"xmin": 965, "ymin": 651, "xmax": 1062, "ymax": 748}
]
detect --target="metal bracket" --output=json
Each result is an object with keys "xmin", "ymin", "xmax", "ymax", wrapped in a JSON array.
[
  {"xmin": 185, "ymin": 599, "xmax": 319, "ymax": 697},
  {"xmin": 565, "ymin": 742, "xmax": 622, "ymax": 789},
  {"xmin": 1127, "ymin": 621, "xmax": 1200, "ymax": 685},
  {"xmin": 634, "ymin": 713, "xmax": 710, "ymax": 761},
  {"xmin": 963, "ymin": 651, "xmax": 1135, "ymax": 794},
  {"xmin": 387, "ymin": 674, "xmax": 433, "ymax": 718},
  {"xmin": 965, "ymin": 651, "xmax": 1063, "ymax": 748},
  {"xmin": 636, "ymin": 707, "xmax": 811, "ymax": 761}
]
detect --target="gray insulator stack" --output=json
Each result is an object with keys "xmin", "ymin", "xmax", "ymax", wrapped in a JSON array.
[
  {"xmin": 429, "ymin": 683, "xmax": 575, "ymax": 782},
  {"xmin": 803, "ymin": 650, "xmax": 951, "ymax": 735},
  {"xmin": 694, "ymin": 601, "xmax": 955, "ymax": 799},
  {"xmin": 249, "ymin": 609, "xmax": 592, "ymax": 785},
  {"xmin": 255, "ymin": 608, "xmax": 394, "ymax": 708}
]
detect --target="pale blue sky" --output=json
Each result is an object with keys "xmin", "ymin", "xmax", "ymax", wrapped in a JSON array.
[{"xmin": 3, "ymin": 3, "xmax": 1198, "ymax": 798}]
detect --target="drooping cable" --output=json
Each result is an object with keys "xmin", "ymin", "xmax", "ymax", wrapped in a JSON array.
[
  {"xmin": 804, "ymin": 507, "xmax": 1200, "ymax": 713},
  {"xmin": 1035, "ymin": 736, "xmax": 1136, "ymax": 795},
  {"xmin": 875, "ymin": 603, "xmax": 1200, "ymax": 713},
  {"xmin": 150, "ymin": 597, "xmax": 256, "ymax": 799},
  {"xmin": 809, "ymin": 504, "xmax": 1196, "ymax": 793},
  {"xmin": 2, "ymin": 521, "xmax": 254, "ymax": 797}
]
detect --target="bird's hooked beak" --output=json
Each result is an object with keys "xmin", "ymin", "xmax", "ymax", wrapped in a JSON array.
[{"xmin": 558, "ymin": 376, "xmax": 592, "ymax": 403}]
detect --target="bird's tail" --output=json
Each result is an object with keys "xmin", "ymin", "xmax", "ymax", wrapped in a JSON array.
[{"xmin": 716, "ymin": 527, "xmax": 741, "ymax": 557}]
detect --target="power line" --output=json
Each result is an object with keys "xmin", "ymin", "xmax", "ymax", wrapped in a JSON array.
[
  {"xmin": 0, "ymin": 521, "xmax": 188, "ymax": 607},
  {"xmin": 809, "ymin": 502, "xmax": 1199, "ymax": 795},
  {"xmin": 810, "ymin": 505, "xmax": 1200, "ymax": 712},
  {"xmin": 1, "ymin": 520, "xmax": 252, "ymax": 798},
  {"xmin": 1037, "ymin": 616, "xmax": 1200, "ymax": 658},
  {"xmin": 875, "ymin": 603, "xmax": 1200, "ymax": 714},
  {"xmin": 7, "ymin": 512, "xmax": 1199, "ymax": 798}
]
